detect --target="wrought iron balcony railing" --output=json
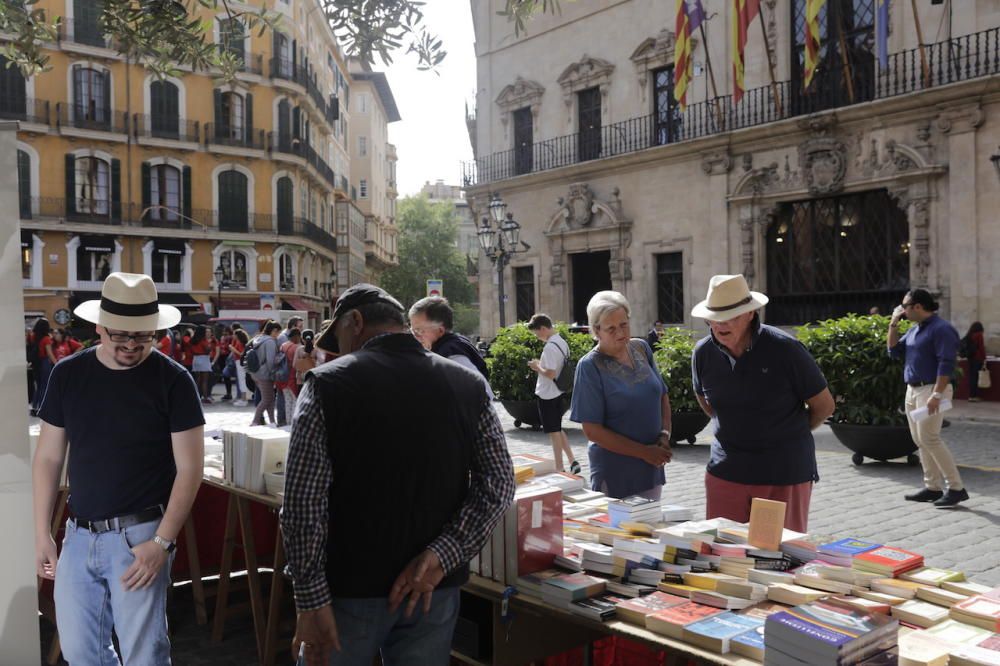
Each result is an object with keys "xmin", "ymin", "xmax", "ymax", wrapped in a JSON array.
[
  {"xmin": 132, "ymin": 114, "xmax": 200, "ymax": 143},
  {"xmin": 0, "ymin": 97, "xmax": 50, "ymax": 125},
  {"xmin": 463, "ymin": 26, "xmax": 1000, "ymax": 186},
  {"xmin": 205, "ymin": 123, "xmax": 266, "ymax": 151},
  {"xmin": 55, "ymin": 103, "xmax": 128, "ymax": 134},
  {"xmin": 58, "ymin": 15, "xmax": 114, "ymax": 49}
]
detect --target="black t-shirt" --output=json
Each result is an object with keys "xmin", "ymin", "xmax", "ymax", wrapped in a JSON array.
[{"xmin": 39, "ymin": 347, "xmax": 204, "ymax": 520}]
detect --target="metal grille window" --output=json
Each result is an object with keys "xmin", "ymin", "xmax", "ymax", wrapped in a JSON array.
[
  {"xmin": 150, "ymin": 80, "xmax": 180, "ymax": 138},
  {"xmin": 75, "ymin": 157, "xmax": 109, "ymax": 215},
  {"xmin": 766, "ymin": 189, "xmax": 909, "ymax": 324},
  {"xmin": 359, "ymin": 179, "xmax": 368, "ymax": 198},
  {"xmin": 791, "ymin": 0, "xmax": 876, "ymax": 112},
  {"xmin": 514, "ymin": 266, "xmax": 535, "ymax": 322},
  {"xmin": 652, "ymin": 66, "xmax": 680, "ymax": 145},
  {"xmin": 217, "ymin": 170, "xmax": 248, "ymax": 232},
  {"xmin": 655, "ymin": 253, "xmax": 684, "ymax": 324},
  {"xmin": 577, "ymin": 87, "xmax": 601, "ymax": 161},
  {"xmin": 149, "ymin": 165, "xmax": 180, "ymax": 221},
  {"xmin": 359, "ymin": 136, "xmax": 367, "ymax": 156},
  {"xmin": 513, "ymin": 107, "xmax": 533, "ymax": 175}
]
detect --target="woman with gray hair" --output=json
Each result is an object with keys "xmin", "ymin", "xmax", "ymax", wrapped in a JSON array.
[{"xmin": 570, "ymin": 290, "xmax": 673, "ymax": 499}]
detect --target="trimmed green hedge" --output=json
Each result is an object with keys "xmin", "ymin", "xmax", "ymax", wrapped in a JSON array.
[
  {"xmin": 486, "ymin": 323, "xmax": 594, "ymax": 401},
  {"xmin": 651, "ymin": 327, "xmax": 702, "ymax": 413}
]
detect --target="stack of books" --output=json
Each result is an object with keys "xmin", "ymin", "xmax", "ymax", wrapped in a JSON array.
[
  {"xmin": 570, "ymin": 592, "xmax": 628, "ymax": 622},
  {"xmin": 540, "ymin": 572, "xmax": 606, "ymax": 610},
  {"xmin": 681, "ymin": 611, "xmax": 765, "ymax": 653},
  {"xmin": 892, "ymin": 599, "xmax": 951, "ymax": 628},
  {"xmin": 222, "ymin": 427, "xmax": 289, "ymax": 494},
  {"xmin": 607, "ymin": 495, "xmax": 662, "ymax": 528},
  {"xmin": 781, "ymin": 533, "xmax": 835, "ymax": 564},
  {"xmin": 577, "ymin": 542, "xmax": 615, "ymax": 575},
  {"xmin": 512, "ymin": 465, "xmax": 535, "ymax": 485},
  {"xmin": 534, "ymin": 471, "xmax": 586, "ymax": 493},
  {"xmin": 900, "ymin": 566, "xmax": 967, "ymax": 587},
  {"xmin": 950, "ymin": 589, "xmax": 1000, "ymax": 632},
  {"xmin": 853, "ymin": 545, "xmax": 925, "ymax": 578},
  {"xmin": 646, "ymin": 601, "xmax": 724, "ymax": 639},
  {"xmin": 661, "ymin": 504, "xmax": 694, "ymax": 522},
  {"xmin": 817, "ymin": 538, "xmax": 882, "ymax": 567},
  {"xmin": 614, "ymin": 591, "xmax": 687, "ymax": 625},
  {"xmin": 764, "ymin": 599, "xmax": 899, "ymax": 665},
  {"xmin": 509, "ymin": 454, "xmax": 556, "ymax": 476}
]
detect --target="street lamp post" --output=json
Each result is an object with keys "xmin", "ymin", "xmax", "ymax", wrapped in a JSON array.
[
  {"xmin": 477, "ymin": 193, "xmax": 530, "ymax": 329},
  {"xmin": 214, "ymin": 262, "xmax": 228, "ymax": 316}
]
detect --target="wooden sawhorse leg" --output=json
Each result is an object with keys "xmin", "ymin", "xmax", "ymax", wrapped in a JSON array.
[
  {"xmin": 262, "ymin": 528, "xmax": 287, "ymax": 666},
  {"xmin": 211, "ymin": 494, "xmax": 239, "ymax": 642},
  {"xmin": 183, "ymin": 515, "xmax": 208, "ymax": 625}
]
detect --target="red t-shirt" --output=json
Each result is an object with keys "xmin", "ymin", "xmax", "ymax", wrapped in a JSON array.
[
  {"xmin": 275, "ymin": 342, "xmax": 300, "ymax": 392},
  {"xmin": 181, "ymin": 335, "xmax": 193, "ymax": 366},
  {"xmin": 37, "ymin": 335, "xmax": 53, "ymax": 359},
  {"xmin": 230, "ymin": 339, "xmax": 244, "ymax": 359},
  {"xmin": 158, "ymin": 335, "xmax": 172, "ymax": 356},
  {"xmin": 190, "ymin": 340, "xmax": 210, "ymax": 356}
]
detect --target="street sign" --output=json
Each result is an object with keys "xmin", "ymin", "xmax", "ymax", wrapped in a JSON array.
[{"xmin": 426, "ymin": 279, "xmax": 443, "ymax": 297}]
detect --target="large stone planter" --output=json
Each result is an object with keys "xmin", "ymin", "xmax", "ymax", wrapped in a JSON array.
[
  {"xmin": 501, "ymin": 398, "xmax": 568, "ymax": 430},
  {"xmin": 670, "ymin": 411, "xmax": 711, "ymax": 445},
  {"xmin": 829, "ymin": 422, "xmax": 919, "ymax": 466}
]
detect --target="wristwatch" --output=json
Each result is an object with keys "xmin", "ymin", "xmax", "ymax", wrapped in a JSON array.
[
  {"xmin": 930, "ymin": 391, "xmax": 943, "ymax": 400},
  {"xmin": 660, "ymin": 429, "xmax": 671, "ymax": 440},
  {"xmin": 152, "ymin": 535, "xmax": 177, "ymax": 553}
]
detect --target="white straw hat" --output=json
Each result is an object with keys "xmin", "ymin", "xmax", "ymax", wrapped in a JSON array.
[
  {"xmin": 74, "ymin": 272, "xmax": 182, "ymax": 331},
  {"xmin": 690, "ymin": 274, "xmax": 768, "ymax": 322}
]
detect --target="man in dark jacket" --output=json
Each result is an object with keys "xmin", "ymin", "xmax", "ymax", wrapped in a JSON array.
[
  {"xmin": 281, "ymin": 284, "xmax": 515, "ymax": 666},
  {"xmin": 408, "ymin": 296, "xmax": 493, "ymax": 399}
]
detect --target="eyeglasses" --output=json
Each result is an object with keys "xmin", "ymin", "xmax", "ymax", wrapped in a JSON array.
[
  {"xmin": 901, "ymin": 302, "xmax": 915, "ymax": 309},
  {"xmin": 410, "ymin": 325, "xmax": 442, "ymax": 336},
  {"xmin": 106, "ymin": 331, "xmax": 156, "ymax": 343}
]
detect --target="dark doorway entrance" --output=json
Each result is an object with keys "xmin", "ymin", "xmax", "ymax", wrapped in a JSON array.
[{"xmin": 571, "ymin": 250, "xmax": 612, "ymax": 325}]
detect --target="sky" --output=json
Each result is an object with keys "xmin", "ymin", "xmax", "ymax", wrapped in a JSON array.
[{"xmin": 382, "ymin": 2, "xmax": 477, "ymax": 197}]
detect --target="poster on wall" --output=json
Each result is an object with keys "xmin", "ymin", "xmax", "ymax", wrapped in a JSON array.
[{"xmin": 260, "ymin": 294, "xmax": 276, "ymax": 311}]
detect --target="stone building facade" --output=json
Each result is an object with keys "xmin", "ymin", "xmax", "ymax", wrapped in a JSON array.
[{"xmin": 465, "ymin": 0, "xmax": 1000, "ymax": 350}]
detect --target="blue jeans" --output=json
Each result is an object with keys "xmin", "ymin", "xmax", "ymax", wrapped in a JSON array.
[
  {"xmin": 55, "ymin": 518, "xmax": 173, "ymax": 665},
  {"xmin": 276, "ymin": 385, "xmax": 287, "ymax": 424},
  {"xmin": 297, "ymin": 587, "xmax": 460, "ymax": 666}
]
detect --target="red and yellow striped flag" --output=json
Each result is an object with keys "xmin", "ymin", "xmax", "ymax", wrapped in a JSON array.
[
  {"xmin": 804, "ymin": 0, "xmax": 826, "ymax": 87},
  {"xmin": 731, "ymin": 0, "xmax": 760, "ymax": 104},
  {"xmin": 674, "ymin": 0, "xmax": 693, "ymax": 110}
]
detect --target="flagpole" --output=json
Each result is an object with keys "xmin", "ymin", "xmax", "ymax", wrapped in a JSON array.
[
  {"xmin": 910, "ymin": 0, "xmax": 931, "ymax": 87},
  {"xmin": 699, "ymin": 21, "xmax": 724, "ymax": 130},
  {"xmin": 757, "ymin": 9, "xmax": 784, "ymax": 117},
  {"xmin": 835, "ymin": 5, "xmax": 856, "ymax": 103}
]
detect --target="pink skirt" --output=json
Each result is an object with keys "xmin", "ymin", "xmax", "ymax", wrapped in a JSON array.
[{"xmin": 704, "ymin": 472, "xmax": 813, "ymax": 533}]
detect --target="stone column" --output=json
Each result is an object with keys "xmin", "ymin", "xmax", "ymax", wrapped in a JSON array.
[
  {"xmin": 0, "ymin": 121, "xmax": 41, "ymax": 663},
  {"xmin": 936, "ymin": 104, "xmax": 984, "ymax": 325}
]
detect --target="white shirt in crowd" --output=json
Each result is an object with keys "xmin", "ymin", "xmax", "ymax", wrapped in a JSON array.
[{"xmin": 535, "ymin": 333, "xmax": 568, "ymax": 401}]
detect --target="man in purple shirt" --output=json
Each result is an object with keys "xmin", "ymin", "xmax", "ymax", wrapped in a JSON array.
[{"xmin": 888, "ymin": 288, "xmax": 969, "ymax": 508}]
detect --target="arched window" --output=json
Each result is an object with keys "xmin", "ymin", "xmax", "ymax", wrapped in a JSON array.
[
  {"xmin": 279, "ymin": 253, "xmax": 296, "ymax": 291},
  {"xmin": 766, "ymin": 189, "xmax": 910, "ymax": 324},
  {"xmin": 221, "ymin": 92, "xmax": 243, "ymax": 141},
  {"xmin": 0, "ymin": 55, "xmax": 27, "ymax": 117},
  {"xmin": 150, "ymin": 80, "xmax": 180, "ymax": 137},
  {"xmin": 276, "ymin": 176, "xmax": 294, "ymax": 234},
  {"xmin": 149, "ymin": 165, "xmax": 181, "ymax": 221},
  {"xmin": 72, "ymin": 66, "xmax": 109, "ymax": 127},
  {"xmin": 75, "ymin": 157, "xmax": 110, "ymax": 215},
  {"xmin": 217, "ymin": 170, "xmax": 249, "ymax": 232},
  {"xmin": 17, "ymin": 149, "xmax": 31, "ymax": 219},
  {"xmin": 219, "ymin": 248, "xmax": 250, "ymax": 289},
  {"xmin": 218, "ymin": 17, "xmax": 246, "ymax": 63}
]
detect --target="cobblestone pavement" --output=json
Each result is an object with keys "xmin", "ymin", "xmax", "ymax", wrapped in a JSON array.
[{"xmin": 37, "ymin": 396, "xmax": 1000, "ymax": 665}]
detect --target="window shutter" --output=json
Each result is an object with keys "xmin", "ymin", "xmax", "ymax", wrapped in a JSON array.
[
  {"xmin": 102, "ymin": 69, "xmax": 111, "ymax": 122},
  {"xmin": 182, "ymin": 166, "xmax": 192, "ymax": 223},
  {"xmin": 65, "ymin": 154, "xmax": 76, "ymax": 216},
  {"xmin": 18, "ymin": 150, "xmax": 31, "ymax": 219},
  {"xmin": 330, "ymin": 94, "xmax": 339, "ymax": 120},
  {"xmin": 213, "ymin": 89, "xmax": 222, "ymax": 138},
  {"xmin": 141, "ymin": 161, "xmax": 151, "ymax": 220},
  {"xmin": 292, "ymin": 106, "xmax": 300, "ymax": 141},
  {"xmin": 292, "ymin": 40, "xmax": 297, "ymax": 76},
  {"xmin": 110, "ymin": 158, "xmax": 121, "ymax": 222},
  {"xmin": 71, "ymin": 64, "xmax": 82, "ymax": 121},
  {"xmin": 272, "ymin": 31, "xmax": 280, "ymax": 67},
  {"xmin": 244, "ymin": 92, "xmax": 253, "ymax": 144}
]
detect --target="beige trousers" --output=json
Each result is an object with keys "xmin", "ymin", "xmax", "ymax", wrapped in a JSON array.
[{"xmin": 905, "ymin": 384, "xmax": 964, "ymax": 491}]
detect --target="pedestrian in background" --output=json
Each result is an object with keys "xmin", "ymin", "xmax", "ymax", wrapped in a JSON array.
[
  {"xmin": 52, "ymin": 328, "xmax": 82, "ymax": 362},
  {"xmin": 961, "ymin": 321, "xmax": 987, "ymax": 402},
  {"xmin": 32, "ymin": 272, "xmax": 204, "ymax": 665},
  {"xmin": 526, "ymin": 314, "xmax": 580, "ymax": 475},
  {"xmin": 646, "ymin": 320, "xmax": 665, "ymax": 349},
  {"xmin": 293, "ymin": 329, "xmax": 321, "ymax": 386},
  {"xmin": 216, "ymin": 326, "xmax": 234, "ymax": 401},
  {"xmin": 190, "ymin": 325, "xmax": 213, "ymax": 404},
  {"xmin": 230, "ymin": 328, "xmax": 251, "ymax": 407},
  {"xmin": 276, "ymin": 329, "xmax": 302, "ymax": 425},
  {"xmin": 691, "ymin": 275, "xmax": 834, "ymax": 532},
  {"xmin": 889, "ymin": 289, "xmax": 969, "ymax": 508},
  {"xmin": 409, "ymin": 296, "xmax": 492, "ymax": 398},
  {"xmin": 276, "ymin": 316, "xmax": 305, "ymax": 427},
  {"xmin": 30, "ymin": 317, "xmax": 56, "ymax": 415},
  {"xmin": 283, "ymin": 284, "xmax": 514, "ymax": 666},
  {"xmin": 250, "ymin": 321, "xmax": 282, "ymax": 426},
  {"xmin": 570, "ymin": 291, "xmax": 672, "ymax": 499}
]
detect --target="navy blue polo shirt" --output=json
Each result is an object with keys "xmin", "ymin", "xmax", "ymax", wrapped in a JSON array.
[
  {"xmin": 692, "ymin": 322, "xmax": 828, "ymax": 485},
  {"xmin": 888, "ymin": 314, "xmax": 959, "ymax": 384}
]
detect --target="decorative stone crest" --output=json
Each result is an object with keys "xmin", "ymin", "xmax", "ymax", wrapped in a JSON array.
[
  {"xmin": 558, "ymin": 183, "xmax": 595, "ymax": 228},
  {"xmin": 558, "ymin": 55, "xmax": 615, "ymax": 125},
  {"xmin": 701, "ymin": 151, "xmax": 733, "ymax": 176},
  {"xmin": 935, "ymin": 104, "xmax": 984, "ymax": 134},
  {"xmin": 495, "ymin": 77, "xmax": 544, "ymax": 143},
  {"xmin": 859, "ymin": 138, "xmax": 918, "ymax": 178},
  {"xmin": 798, "ymin": 136, "xmax": 848, "ymax": 196}
]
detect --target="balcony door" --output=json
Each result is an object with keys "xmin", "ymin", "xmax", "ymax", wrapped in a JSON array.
[
  {"xmin": 513, "ymin": 107, "xmax": 533, "ymax": 175},
  {"xmin": 276, "ymin": 176, "xmax": 294, "ymax": 235},
  {"xmin": 577, "ymin": 87, "xmax": 601, "ymax": 162},
  {"xmin": 150, "ymin": 80, "xmax": 179, "ymax": 138},
  {"xmin": 277, "ymin": 99, "xmax": 291, "ymax": 151},
  {"xmin": 217, "ymin": 170, "xmax": 248, "ymax": 232},
  {"xmin": 0, "ymin": 56, "xmax": 26, "ymax": 119}
]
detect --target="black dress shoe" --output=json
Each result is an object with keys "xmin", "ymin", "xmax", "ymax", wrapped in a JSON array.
[
  {"xmin": 904, "ymin": 488, "xmax": 944, "ymax": 502},
  {"xmin": 933, "ymin": 488, "xmax": 969, "ymax": 508}
]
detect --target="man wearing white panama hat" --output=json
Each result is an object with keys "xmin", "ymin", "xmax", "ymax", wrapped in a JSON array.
[
  {"xmin": 691, "ymin": 274, "xmax": 834, "ymax": 532},
  {"xmin": 32, "ymin": 272, "xmax": 205, "ymax": 665}
]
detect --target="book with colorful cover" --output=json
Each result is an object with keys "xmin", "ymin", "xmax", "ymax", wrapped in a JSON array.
[
  {"xmin": 570, "ymin": 592, "xmax": 628, "ymax": 621},
  {"xmin": 951, "ymin": 594, "xmax": 1000, "ymax": 632},
  {"xmin": 900, "ymin": 566, "xmax": 966, "ymax": 587},
  {"xmin": 729, "ymin": 625, "xmax": 765, "ymax": 660},
  {"xmin": 819, "ymin": 538, "xmax": 882, "ymax": 558},
  {"xmin": 646, "ymin": 601, "xmax": 724, "ymax": 639},
  {"xmin": 681, "ymin": 611, "xmax": 764, "ymax": 653},
  {"xmin": 615, "ymin": 591, "xmax": 688, "ymax": 625},
  {"xmin": 853, "ymin": 546, "xmax": 924, "ymax": 575},
  {"xmin": 765, "ymin": 600, "xmax": 899, "ymax": 659}
]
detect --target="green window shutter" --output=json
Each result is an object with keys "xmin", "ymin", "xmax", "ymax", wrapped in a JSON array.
[
  {"xmin": 141, "ymin": 161, "xmax": 151, "ymax": 220},
  {"xmin": 110, "ymin": 158, "xmax": 121, "ymax": 222},
  {"xmin": 182, "ymin": 166, "xmax": 192, "ymax": 224},
  {"xmin": 244, "ymin": 92, "xmax": 253, "ymax": 144},
  {"xmin": 65, "ymin": 154, "xmax": 76, "ymax": 216},
  {"xmin": 213, "ymin": 89, "xmax": 222, "ymax": 138}
]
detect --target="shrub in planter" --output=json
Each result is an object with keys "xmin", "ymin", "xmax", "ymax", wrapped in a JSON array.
[
  {"xmin": 796, "ymin": 314, "xmax": 913, "ymax": 426},
  {"xmin": 486, "ymin": 323, "xmax": 594, "ymax": 402},
  {"xmin": 652, "ymin": 328, "xmax": 710, "ymax": 444}
]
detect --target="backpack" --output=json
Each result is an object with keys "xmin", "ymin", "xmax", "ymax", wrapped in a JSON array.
[
  {"xmin": 243, "ymin": 340, "xmax": 262, "ymax": 374},
  {"xmin": 273, "ymin": 343, "xmax": 292, "ymax": 383},
  {"xmin": 959, "ymin": 335, "xmax": 973, "ymax": 359},
  {"xmin": 547, "ymin": 339, "xmax": 576, "ymax": 393}
]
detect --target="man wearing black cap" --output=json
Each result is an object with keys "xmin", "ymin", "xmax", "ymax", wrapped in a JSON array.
[{"xmin": 280, "ymin": 284, "xmax": 515, "ymax": 666}]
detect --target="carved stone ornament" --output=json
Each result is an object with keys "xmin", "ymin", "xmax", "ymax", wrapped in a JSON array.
[
  {"xmin": 495, "ymin": 77, "xmax": 545, "ymax": 118},
  {"xmin": 558, "ymin": 55, "xmax": 615, "ymax": 124},
  {"xmin": 701, "ymin": 151, "xmax": 733, "ymax": 176},
  {"xmin": 935, "ymin": 104, "xmax": 984, "ymax": 134},
  {"xmin": 630, "ymin": 28, "xmax": 688, "ymax": 101},
  {"xmin": 559, "ymin": 183, "xmax": 595, "ymax": 228},
  {"xmin": 859, "ymin": 138, "xmax": 918, "ymax": 179},
  {"xmin": 799, "ymin": 136, "xmax": 848, "ymax": 196},
  {"xmin": 762, "ymin": 0, "xmax": 779, "ymax": 69}
]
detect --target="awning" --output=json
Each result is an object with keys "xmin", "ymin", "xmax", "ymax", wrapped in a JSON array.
[
  {"xmin": 221, "ymin": 295, "xmax": 263, "ymax": 310},
  {"xmin": 157, "ymin": 293, "xmax": 202, "ymax": 309},
  {"xmin": 154, "ymin": 239, "xmax": 186, "ymax": 256},
  {"xmin": 79, "ymin": 234, "xmax": 115, "ymax": 254},
  {"xmin": 21, "ymin": 230, "xmax": 32, "ymax": 248},
  {"xmin": 282, "ymin": 297, "xmax": 320, "ymax": 314}
]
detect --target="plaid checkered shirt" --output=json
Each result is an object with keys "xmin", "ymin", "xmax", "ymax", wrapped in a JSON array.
[{"xmin": 280, "ymin": 367, "xmax": 514, "ymax": 612}]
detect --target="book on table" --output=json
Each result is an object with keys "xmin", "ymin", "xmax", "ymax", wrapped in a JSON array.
[
  {"xmin": 689, "ymin": 590, "xmax": 756, "ymax": 610},
  {"xmin": 921, "ymin": 618, "xmax": 994, "ymax": 646},
  {"xmin": 917, "ymin": 585, "xmax": 974, "ymax": 608},
  {"xmin": 871, "ymin": 577, "xmax": 934, "ymax": 600},
  {"xmin": 899, "ymin": 566, "xmax": 966, "ymax": 587},
  {"xmin": 657, "ymin": 582, "xmax": 701, "ymax": 598},
  {"xmin": 764, "ymin": 599, "xmax": 899, "ymax": 665},
  {"xmin": 563, "ymin": 487, "xmax": 605, "ymax": 503},
  {"xmin": 570, "ymin": 592, "xmax": 628, "ymax": 622},
  {"xmin": 747, "ymin": 498, "xmax": 786, "ymax": 551},
  {"xmin": 540, "ymin": 572, "xmax": 607, "ymax": 610},
  {"xmin": 614, "ymin": 591, "xmax": 688, "ymax": 625},
  {"xmin": 943, "ymin": 581, "xmax": 994, "ymax": 597},
  {"xmin": 766, "ymin": 583, "xmax": 831, "ymax": 606},
  {"xmin": 515, "ymin": 568, "xmax": 563, "ymax": 596},
  {"xmin": 948, "ymin": 639, "xmax": 1000, "ymax": 666},
  {"xmin": 748, "ymin": 568, "xmax": 796, "ymax": 586},
  {"xmin": 534, "ymin": 471, "xmax": 586, "ymax": 493},
  {"xmin": 724, "ymin": 601, "xmax": 790, "ymax": 661},
  {"xmin": 899, "ymin": 630, "xmax": 957, "ymax": 666},
  {"xmin": 509, "ymin": 453, "xmax": 556, "ymax": 476},
  {"xmin": 645, "ymin": 601, "xmax": 725, "ymax": 639},
  {"xmin": 853, "ymin": 546, "xmax": 924, "ymax": 576},
  {"xmin": 715, "ymin": 578, "xmax": 768, "ymax": 601},
  {"xmin": 681, "ymin": 611, "xmax": 764, "ymax": 653},
  {"xmin": 829, "ymin": 595, "xmax": 893, "ymax": 616},
  {"xmin": 818, "ymin": 538, "xmax": 882, "ymax": 559},
  {"xmin": 853, "ymin": 588, "xmax": 910, "ymax": 607},
  {"xmin": 950, "ymin": 592, "xmax": 1000, "ymax": 632},
  {"xmin": 502, "ymin": 484, "xmax": 564, "ymax": 585},
  {"xmin": 892, "ymin": 599, "xmax": 951, "ymax": 628}
]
